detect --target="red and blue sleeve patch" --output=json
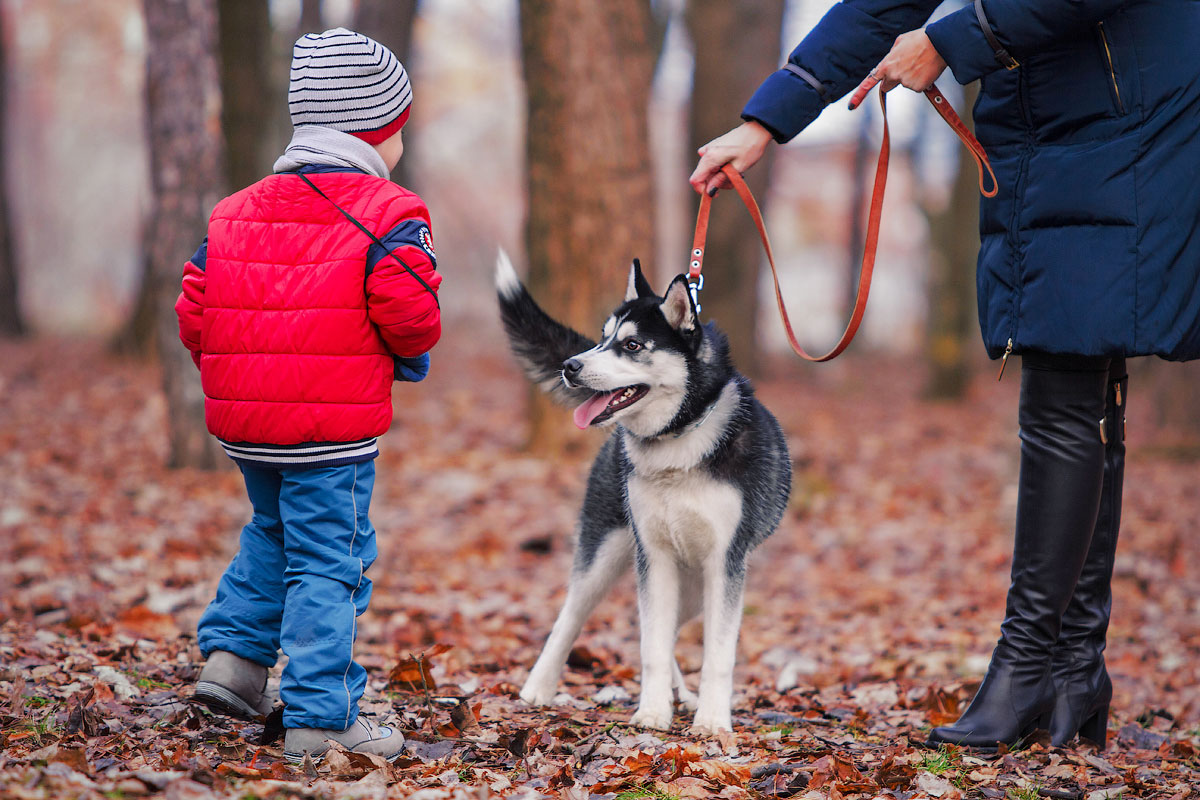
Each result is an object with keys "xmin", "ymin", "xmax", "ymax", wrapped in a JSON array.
[{"xmin": 367, "ymin": 220, "xmax": 436, "ymax": 275}]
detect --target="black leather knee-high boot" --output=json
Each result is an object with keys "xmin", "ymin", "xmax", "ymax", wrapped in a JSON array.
[
  {"xmin": 928, "ymin": 353, "xmax": 1110, "ymax": 751},
  {"xmin": 1048, "ymin": 360, "xmax": 1126, "ymax": 747}
]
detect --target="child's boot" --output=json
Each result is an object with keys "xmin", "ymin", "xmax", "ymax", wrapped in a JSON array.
[
  {"xmin": 283, "ymin": 715, "xmax": 405, "ymax": 763},
  {"xmin": 193, "ymin": 650, "xmax": 276, "ymax": 720}
]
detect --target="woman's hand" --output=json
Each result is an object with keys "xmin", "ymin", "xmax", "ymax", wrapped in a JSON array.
[
  {"xmin": 848, "ymin": 29, "xmax": 947, "ymax": 110},
  {"xmin": 689, "ymin": 120, "xmax": 773, "ymax": 196}
]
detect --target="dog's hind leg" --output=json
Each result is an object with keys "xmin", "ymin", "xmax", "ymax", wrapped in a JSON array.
[
  {"xmin": 520, "ymin": 529, "xmax": 633, "ymax": 706},
  {"xmin": 690, "ymin": 553, "xmax": 747, "ymax": 733},
  {"xmin": 672, "ymin": 579, "xmax": 702, "ymax": 711},
  {"xmin": 672, "ymin": 658, "xmax": 698, "ymax": 711}
]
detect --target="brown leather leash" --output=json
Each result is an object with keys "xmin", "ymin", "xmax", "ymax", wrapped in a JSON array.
[{"xmin": 689, "ymin": 86, "xmax": 998, "ymax": 362}]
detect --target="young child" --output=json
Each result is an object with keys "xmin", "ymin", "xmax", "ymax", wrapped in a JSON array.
[{"xmin": 175, "ymin": 28, "xmax": 441, "ymax": 763}]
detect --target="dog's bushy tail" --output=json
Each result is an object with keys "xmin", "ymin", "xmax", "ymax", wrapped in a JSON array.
[{"xmin": 495, "ymin": 250, "xmax": 597, "ymax": 406}]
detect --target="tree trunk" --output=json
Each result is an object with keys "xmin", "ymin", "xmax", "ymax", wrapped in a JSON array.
[
  {"xmin": 143, "ymin": 0, "xmax": 228, "ymax": 469},
  {"xmin": 518, "ymin": 0, "xmax": 658, "ymax": 454},
  {"xmin": 847, "ymin": 103, "xmax": 872, "ymax": 311},
  {"xmin": 923, "ymin": 82, "xmax": 981, "ymax": 400},
  {"xmin": 354, "ymin": 0, "xmax": 418, "ymax": 187},
  {"xmin": 354, "ymin": 0, "xmax": 417, "ymax": 78},
  {"xmin": 685, "ymin": 0, "xmax": 783, "ymax": 377},
  {"xmin": 0, "ymin": 11, "xmax": 23, "ymax": 338},
  {"xmin": 1135, "ymin": 359, "xmax": 1200, "ymax": 457},
  {"xmin": 218, "ymin": 0, "xmax": 272, "ymax": 191},
  {"xmin": 111, "ymin": 253, "xmax": 156, "ymax": 356},
  {"xmin": 299, "ymin": 0, "xmax": 322, "ymax": 35}
]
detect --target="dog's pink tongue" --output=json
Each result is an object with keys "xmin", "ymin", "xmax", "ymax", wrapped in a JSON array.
[{"xmin": 573, "ymin": 391, "xmax": 617, "ymax": 429}]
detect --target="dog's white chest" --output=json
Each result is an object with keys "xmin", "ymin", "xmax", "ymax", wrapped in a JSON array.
[{"xmin": 627, "ymin": 471, "xmax": 742, "ymax": 567}]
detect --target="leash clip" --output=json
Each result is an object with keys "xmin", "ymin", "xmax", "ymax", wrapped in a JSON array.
[{"xmin": 688, "ymin": 274, "xmax": 704, "ymax": 314}]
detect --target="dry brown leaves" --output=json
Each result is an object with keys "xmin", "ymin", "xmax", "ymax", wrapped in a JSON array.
[{"xmin": 2, "ymin": 335, "xmax": 1199, "ymax": 799}]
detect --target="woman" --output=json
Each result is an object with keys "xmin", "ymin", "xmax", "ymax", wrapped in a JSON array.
[{"xmin": 691, "ymin": 0, "xmax": 1200, "ymax": 750}]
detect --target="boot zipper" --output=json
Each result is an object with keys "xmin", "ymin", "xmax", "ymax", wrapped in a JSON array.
[
  {"xmin": 997, "ymin": 338, "xmax": 1013, "ymax": 381},
  {"xmin": 1115, "ymin": 380, "xmax": 1125, "ymax": 441},
  {"xmin": 1097, "ymin": 22, "xmax": 1125, "ymax": 115}
]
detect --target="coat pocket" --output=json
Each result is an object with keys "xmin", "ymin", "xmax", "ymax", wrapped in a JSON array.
[{"xmin": 1095, "ymin": 21, "xmax": 1127, "ymax": 117}]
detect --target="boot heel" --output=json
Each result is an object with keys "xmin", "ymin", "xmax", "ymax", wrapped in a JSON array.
[{"xmin": 1079, "ymin": 705, "xmax": 1109, "ymax": 745}]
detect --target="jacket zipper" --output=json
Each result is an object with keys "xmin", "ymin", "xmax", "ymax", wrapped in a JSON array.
[
  {"xmin": 1097, "ymin": 22, "xmax": 1125, "ymax": 115},
  {"xmin": 996, "ymin": 338, "xmax": 1014, "ymax": 381},
  {"xmin": 1001, "ymin": 66, "xmax": 1031, "ymax": 387}
]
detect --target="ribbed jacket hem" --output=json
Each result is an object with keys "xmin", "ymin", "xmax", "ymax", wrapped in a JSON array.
[{"xmin": 219, "ymin": 438, "xmax": 379, "ymax": 468}]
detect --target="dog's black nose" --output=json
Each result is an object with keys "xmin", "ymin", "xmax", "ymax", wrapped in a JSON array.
[{"xmin": 563, "ymin": 357, "xmax": 583, "ymax": 379}]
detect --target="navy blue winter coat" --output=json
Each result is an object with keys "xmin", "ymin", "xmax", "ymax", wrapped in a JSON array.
[{"xmin": 743, "ymin": 0, "xmax": 1200, "ymax": 361}]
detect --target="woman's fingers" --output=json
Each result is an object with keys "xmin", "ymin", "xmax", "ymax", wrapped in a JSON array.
[
  {"xmin": 689, "ymin": 150, "xmax": 727, "ymax": 194},
  {"xmin": 705, "ymin": 170, "xmax": 732, "ymax": 196},
  {"xmin": 848, "ymin": 70, "xmax": 881, "ymax": 111},
  {"xmin": 849, "ymin": 65, "xmax": 901, "ymax": 111},
  {"xmin": 689, "ymin": 121, "xmax": 772, "ymax": 194},
  {"xmin": 848, "ymin": 30, "xmax": 947, "ymax": 111}
]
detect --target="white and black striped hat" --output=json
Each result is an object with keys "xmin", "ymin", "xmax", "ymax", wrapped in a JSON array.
[{"xmin": 288, "ymin": 28, "xmax": 412, "ymax": 145}]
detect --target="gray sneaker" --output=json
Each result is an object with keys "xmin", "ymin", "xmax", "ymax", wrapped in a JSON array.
[
  {"xmin": 192, "ymin": 650, "xmax": 276, "ymax": 720},
  {"xmin": 283, "ymin": 715, "xmax": 405, "ymax": 763}
]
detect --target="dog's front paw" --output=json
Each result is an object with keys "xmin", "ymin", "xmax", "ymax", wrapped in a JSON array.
[
  {"xmin": 519, "ymin": 680, "xmax": 559, "ymax": 707},
  {"xmin": 629, "ymin": 706, "xmax": 674, "ymax": 731}
]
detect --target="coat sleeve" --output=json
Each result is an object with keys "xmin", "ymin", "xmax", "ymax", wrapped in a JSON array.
[
  {"xmin": 741, "ymin": 0, "xmax": 946, "ymax": 143},
  {"xmin": 175, "ymin": 239, "xmax": 207, "ymax": 370},
  {"xmin": 927, "ymin": 0, "xmax": 1130, "ymax": 85},
  {"xmin": 366, "ymin": 203, "xmax": 443, "ymax": 359}
]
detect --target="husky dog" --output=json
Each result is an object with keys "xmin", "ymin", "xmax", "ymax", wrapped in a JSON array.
[{"xmin": 495, "ymin": 251, "xmax": 790, "ymax": 733}]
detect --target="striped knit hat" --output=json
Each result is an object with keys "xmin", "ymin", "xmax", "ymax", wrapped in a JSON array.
[{"xmin": 288, "ymin": 28, "xmax": 412, "ymax": 145}]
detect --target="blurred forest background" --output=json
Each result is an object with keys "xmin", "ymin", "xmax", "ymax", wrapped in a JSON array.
[
  {"xmin": 0, "ymin": 0, "xmax": 1196, "ymax": 456},
  {"xmin": 4, "ymin": 3, "xmax": 1200, "ymax": 796}
]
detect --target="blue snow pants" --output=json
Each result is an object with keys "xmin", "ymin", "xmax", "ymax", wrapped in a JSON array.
[{"xmin": 197, "ymin": 460, "xmax": 377, "ymax": 730}]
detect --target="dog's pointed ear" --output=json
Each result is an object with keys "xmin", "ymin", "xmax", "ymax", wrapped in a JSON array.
[
  {"xmin": 625, "ymin": 258, "xmax": 655, "ymax": 302},
  {"xmin": 660, "ymin": 274, "xmax": 699, "ymax": 333}
]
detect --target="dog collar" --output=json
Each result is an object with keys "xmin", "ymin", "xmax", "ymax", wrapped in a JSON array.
[{"xmin": 670, "ymin": 399, "xmax": 720, "ymax": 439}]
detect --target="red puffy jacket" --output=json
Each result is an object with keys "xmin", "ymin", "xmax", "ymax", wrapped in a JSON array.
[{"xmin": 175, "ymin": 169, "xmax": 441, "ymax": 461}]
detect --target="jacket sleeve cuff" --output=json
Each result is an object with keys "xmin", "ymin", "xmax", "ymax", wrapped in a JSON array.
[
  {"xmin": 741, "ymin": 69, "xmax": 827, "ymax": 143},
  {"xmin": 925, "ymin": 5, "xmax": 1002, "ymax": 85}
]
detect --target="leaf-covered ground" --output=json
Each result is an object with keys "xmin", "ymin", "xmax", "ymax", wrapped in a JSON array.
[{"xmin": 2, "ymin": 334, "xmax": 1199, "ymax": 800}]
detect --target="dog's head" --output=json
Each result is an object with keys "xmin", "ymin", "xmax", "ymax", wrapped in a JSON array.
[{"xmin": 564, "ymin": 260, "xmax": 715, "ymax": 436}]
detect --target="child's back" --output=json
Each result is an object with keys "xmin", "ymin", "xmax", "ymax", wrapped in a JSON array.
[
  {"xmin": 191, "ymin": 169, "xmax": 438, "ymax": 461},
  {"xmin": 176, "ymin": 28, "xmax": 439, "ymax": 763}
]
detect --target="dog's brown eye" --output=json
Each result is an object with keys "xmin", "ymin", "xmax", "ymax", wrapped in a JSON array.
[{"xmin": 623, "ymin": 339, "xmax": 642, "ymax": 352}]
